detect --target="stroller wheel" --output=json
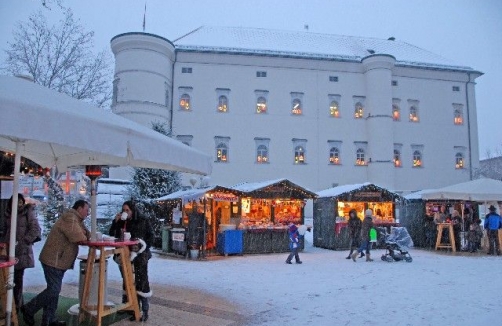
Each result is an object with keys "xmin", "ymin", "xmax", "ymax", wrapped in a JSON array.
[{"xmin": 405, "ymin": 256, "xmax": 413, "ymax": 263}]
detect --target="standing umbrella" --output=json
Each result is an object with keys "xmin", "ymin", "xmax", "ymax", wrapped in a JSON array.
[{"xmin": 0, "ymin": 75, "xmax": 212, "ymax": 324}]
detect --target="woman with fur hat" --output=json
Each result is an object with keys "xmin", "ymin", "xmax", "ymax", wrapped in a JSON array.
[
  {"xmin": 351, "ymin": 209, "xmax": 374, "ymax": 262},
  {"xmin": 285, "ymin": 224, "xmax": 302, "ymax": 264}
]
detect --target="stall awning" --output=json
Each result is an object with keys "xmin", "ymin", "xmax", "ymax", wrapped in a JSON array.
[
  {"xmin": 154, "ymin": 185, "xmax": 243, "ymax": 205},
  {"xmin": 232, "ymin": 178, "xmax": 317, "ymax": 199},
  {"xmin": 316, "ymin": 182, "xmax": 404, "ymax": 202}
]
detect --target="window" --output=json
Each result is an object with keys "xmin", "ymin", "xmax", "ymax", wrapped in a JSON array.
[
  {"xmin": 217, "ymin": 95, "xmax": 228, "ymax": 112},
  {"xmin": 413, "ymin": 150, "xmax": 422, "ymax": 167},
  {"xmin": 181, "ymin": 67, "xmax": 192, "ymax": 73},
  {"xmin": 294, "ymin": 146, "xmax": 305, "ymax": 164},
  {"xmin": 255, "ymin": 137, "xmax": 270, "ymax": 163},
  {"xmin": 354, "ymin": 102, "xmax": 364, "ymax": 119},
  {"xmin": 356, "ymin": 148, "xmax": 366, "ymax": 165},
  {"xmin": 329, "ymin": 76, "xmax": 339, "ymax": 82},
  {"xmin": 394, "ymin": 149, "xmax": 401, "ymax": 167},
  {"xmin": 112, "ymin": 78, "xmax": 119, "ymax": 106},
  {"xmin": 452, "ymin": 86, "xmax": 460, "ymax": 92},
  {"xmin": 216, "ymin": 144, "xmax": 228, "ymax": 162},
  {"xmin": 330, "ymin": 101, "xmax": 340, "ymax": 118},
  {"xmin": 292, "ymin": 99, "xmax": 302, "ymax": 115},
  {"xmin": 257, "ymin": 145, "xmax": 268, "ymax": 163},
  {"xmin": 392, "ymin": 80, "xmax": 398, "ymax": 86},
  {"xmin": 455, "ymin": 153, "xmax": 464, "ymax": 169},
  {"xmin": 256, "ymin": 71, "xmax": 267, "ymax": 77},
  {"xmin": 179, "ymin": 94, "xmax": 191, "ymax": 110},
  {"xmin": 214, "ymin": 136, "xmax": 230, "ymax": 163},
  {"xmin": 256, "ymin": 97, "xmax": 267, "ymax": 113},
  {"xmin": 409, "ymin": 106, "xmax": 419, "ymax": 122},
  {"xmin": 408, "ymin": 99, "xmax": 419, "ymax": 122},
  {"xmin": 329, "ymin": 147, "xmax": 340, "ymax": 164},
  {"xmin": 453, "ymin": 104, "xmax": 463, "ymax": 125},
  {"xmin": 392, "ymin": 104, "xmax": 400, "ymax": 121},
  {"xmin": 293, "ymin": 138, "xmax": 307, "ymax": 164}
]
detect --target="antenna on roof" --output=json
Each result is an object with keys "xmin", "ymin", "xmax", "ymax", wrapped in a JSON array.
[
  {"xmin": 304, "ymin": 24, "xmax": 309, "ymax": 31},
  {"xmin": 142, "ymin": 1, "xmax": 147, "ymax": 32}
]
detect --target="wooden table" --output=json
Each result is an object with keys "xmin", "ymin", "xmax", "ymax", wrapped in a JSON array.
[
  {"xmin": 0, "ymin": 243, "xmax": 18, "ymax": 326},
  {"xmin": 435, "ymin": 223, "xmax": 456, "ymax": 252},
  {"xmin": 78, "ymin": 240, "xmax": 140, "ymax": 326}
]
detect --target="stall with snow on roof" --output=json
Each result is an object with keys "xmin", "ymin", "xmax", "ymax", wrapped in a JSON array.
[
  {"xmin": 314, "ymin": 183, "xmax": 405, "ymax": 250},
  {"xmin": 231, "ymin": 179, "xmax": 317, "ymax": 254}
]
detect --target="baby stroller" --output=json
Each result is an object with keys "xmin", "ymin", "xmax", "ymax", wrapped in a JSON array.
[{"xmin": 379, "ymin": 227, "xmax": 414, "ymax": 262}]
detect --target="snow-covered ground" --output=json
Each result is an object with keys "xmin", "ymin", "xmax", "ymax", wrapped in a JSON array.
[{"xmin": 23, "ymin": 225, "xmax": 500, "ymax": 325}]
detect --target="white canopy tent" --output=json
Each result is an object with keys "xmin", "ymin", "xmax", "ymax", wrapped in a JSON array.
[
  {"xmin": 0, "ymin": 74, "xmax": 212, "ymax": 323},
  {"xmin": 420, "ymin": 178, "xmax": 502, "ymax": 202}
]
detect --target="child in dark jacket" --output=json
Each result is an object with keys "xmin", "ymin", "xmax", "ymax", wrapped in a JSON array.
[{"xmin": 285, "ymin": 224, "xmax": 303, "ymax": 264}]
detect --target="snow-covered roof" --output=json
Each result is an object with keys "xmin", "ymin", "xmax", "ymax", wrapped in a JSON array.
[
  {"xmin": 155, "ymin": 185, "xmax": 243, "ymax": 204},
  {"xmin": 174, "ymin": 26, "xmax": 475, "ymax": 72},
  {"xmin": 316, "ymin": 182, "xmax": 404, "ymax": 200},
  {"xmin": 231, "ymin": 178, "xmax": 317, "ymax": 198},
  {"xmin": 404, "ymin": 189, "xmax": 436, "ymax": 200}
]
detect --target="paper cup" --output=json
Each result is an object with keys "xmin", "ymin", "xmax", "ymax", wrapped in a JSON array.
[
  {"xmin": 124, "ymin": 232, "xmax": 131, "ymax": 241},
  {"xmin": 121, "ymin": 212, "xmax": 128, "ymax": 220}
]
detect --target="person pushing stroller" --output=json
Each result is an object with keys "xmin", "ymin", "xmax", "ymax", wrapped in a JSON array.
[{"xmin": 351, "ymin": 209, "xmax": 374, "ymax": 262}]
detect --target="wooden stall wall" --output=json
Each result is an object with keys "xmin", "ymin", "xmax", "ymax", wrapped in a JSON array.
[{"xmin": 313, "ymin": 198, "xmax": 337, "ymax": 249}]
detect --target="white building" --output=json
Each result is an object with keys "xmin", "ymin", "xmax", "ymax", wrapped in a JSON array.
[{"xmin": 109, "ymin": 26, "xmax": 482, "ymax": 194}]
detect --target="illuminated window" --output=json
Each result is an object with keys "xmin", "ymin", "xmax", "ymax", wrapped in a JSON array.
[
  {"xmin": 217, "ymin": 95, "xmax": 228, "ymax": 112},
  {"xmin": 455, "ymin": 153, "xmax": 464, "ymax": 169},
  {"xmin": 409, "ymin": 106, "xmax": 419, "ymax": 122},
  {"xmin": 392, "ymin": 104, "xmax": 400, "ymax": 121},
  {"xmin": 356, "ymin": 148, "xmax": 366, "ymax": 165},
  {"xmin": 294, "ymin": 146, "xmax": 306, "ymax": 164},
  {"xmin": 179, "ymin": 94, "xmax": 191, "ymax": 110},
  {"xmin": 216, "ymin": 143, "xmax": 228, "ymax": 162},
  {"xmin": 256, "ymin": 145, "xmax": 268, "ymax": 163},
  {"xmin": 256, "ymin": 97, "xmax": 267, "ymax": 113},
  {"xmin": 292, "ymin": 99, "xmax": 302, "ymax": 115},
  {"xmin": 453, "ymin": 104, "xmax": 464, "ymax": 125},
  {"xmin": 413, "ymin": 150, "xmax": 422, "ymax": 167},
  {"xmin": 394, "ymin": 149, "xmax": 401, "ymax": 167},
  {"xmin": 354, "ymin": 102, "xmax": 364, "ymax": 119},
  {"xmin": 329, "ymin": 147, "xmax": 340, "ymax": 164},
  {"xmin": 330, "ymin": 101, "xmax": 340, "ymax": 117}
]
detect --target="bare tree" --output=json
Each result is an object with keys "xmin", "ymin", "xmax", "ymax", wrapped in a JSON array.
[{"xmin": 2, "ymin": 8, "xmax": 112, "ymax": 108}]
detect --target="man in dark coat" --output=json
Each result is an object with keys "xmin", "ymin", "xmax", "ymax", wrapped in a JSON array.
[{"xmin": 345, "ymin": 209, "xmax": 362, "ymax": 259}]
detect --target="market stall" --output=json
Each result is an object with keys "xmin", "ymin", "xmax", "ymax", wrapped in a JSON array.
[
  {"xmin": 313, "ymin": 183, "xmax": 405, "ymax": 250},
  {"xmin": 232, "ymin": 178, "xmax": 317, "ymax": 254},
  {"xmin": 155, "ymin": 185, "xmax": 243, "ymax": 258}
]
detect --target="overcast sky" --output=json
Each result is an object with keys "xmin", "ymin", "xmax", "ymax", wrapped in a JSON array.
[{"xmin": 1, "ymin": 0, "xmax": 501, "ymax": 158}]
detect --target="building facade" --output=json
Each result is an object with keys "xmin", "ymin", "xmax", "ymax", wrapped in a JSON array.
[{"xmin": 110, "ymin": 26, "xmax": 482, "ymax": 194}]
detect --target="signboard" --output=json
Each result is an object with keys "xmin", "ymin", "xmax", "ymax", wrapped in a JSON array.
[{"xmin": 172, "ymin": 232, "xmax": 185, "ymax": 242}]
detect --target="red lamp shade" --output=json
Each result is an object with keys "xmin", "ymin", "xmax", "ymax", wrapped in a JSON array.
[{"xmin": 85, "ymin": 165, "xmax": 102, "ymax": 179}]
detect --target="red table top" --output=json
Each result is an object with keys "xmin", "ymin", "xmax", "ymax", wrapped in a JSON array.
[
  {"xmin": 81, "ymin": 239, "xmax": 139, "ymax": 247},
  {"xmin": 0, "ymin": 256, "xmax": 17, "ymax": 268}
]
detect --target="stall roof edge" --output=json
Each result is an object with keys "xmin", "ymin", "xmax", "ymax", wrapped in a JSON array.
[{"xmin": 316, "ymin": 182, "xmax": 404, "ymax": 200}]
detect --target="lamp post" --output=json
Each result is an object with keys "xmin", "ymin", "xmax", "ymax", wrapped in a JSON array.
[{"xmin": 85, "ymin": 165, "xmax": 102, "ymax": 240}]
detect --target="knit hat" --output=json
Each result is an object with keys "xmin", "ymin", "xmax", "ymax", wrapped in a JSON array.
[
  {"xmin": 289, "ymin": 224, "xmax": 298, "ymax": 232},
  {"xmin": 365, "ymin": 209, "xmax": 373, "ymax": 217}
]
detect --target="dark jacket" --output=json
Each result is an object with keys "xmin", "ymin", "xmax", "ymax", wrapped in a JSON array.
[
  {"xmin": 348, "ymin": 215, "xmax": 362, "ymax": 240},
  {"xmin": 2, "ymin": 204, "xmax": 41, "ymax": 270},
  {"xmin": 360, "ymin": 216, "xmax": 374, "ymax": 242},
  {"xmin": 109, "ymin": 213, "xmax": 154, "ymax": 251}
]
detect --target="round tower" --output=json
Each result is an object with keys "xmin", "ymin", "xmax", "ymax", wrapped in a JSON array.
[
  {"xmin": 362, "ymin": 54, "xmax": 396, "ymax": 189},
  {"xmin": 110, "ymin": 32, "xmax": 175, "ymax": 128}
]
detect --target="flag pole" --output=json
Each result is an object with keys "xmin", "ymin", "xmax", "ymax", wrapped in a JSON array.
[{"xmin": 142, "ymin": 2, "xmax": 147, "ymax": 32}]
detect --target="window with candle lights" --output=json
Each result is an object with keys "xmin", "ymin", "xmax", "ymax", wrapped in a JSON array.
[
  {"xmin": 355, "ymin": 148, "xmax": 366, "ymax": 165},
  {"xmin": 409, "ymin": 105, "xmax": 419, "ymax": 122},
  {"xmin": 392, "ymin": 104, "xmax": 400, "ymax": 121},
  {"xmin": 412, "ymin": 150, "xmax": 422, "ymax": 167},
  {"xmin": 291, "ymin": 98, "xmax": 302, "ymax": 115},
  {"xmin": 179, "ymin": 93, "xmax": 191, "ymax": 110},
  {"xmin": 394, "ymin": 149, "xmax": 401, "ymax": 167},
  {"xmin": 354, "ymin": 102, "xmax": 364, "ymax": 119},
  {"xmin": 256, "ymin": 96, "xmax": 267, "ymax": 113},
  {"xmin": 453, "ymin": 104, "xmax": 463, "ymax": 125},
  {"xmin": 216, "ymin": 144, "xmax": 228, "ymax": 162},
  {"xmin": 455, "ymin": 153, "xmax": 464, "ymax": 169},
  {"xmin": 294, "ymin": 146, "xmax": 306, "ymax": 164},
  {"xmin": 256, "ymin": 144, "xmax": 269, "ymax": 163},
  {"xmin": 329, "ymin": 147, "xmax": 340, "ymax": 164},
  {"xmin": 329, "ymin": 101, "xmax": 340, "ymax": 117},
  {"xmin": 217, "ymin": 95, "xmax": 228, "ymax": 112}
]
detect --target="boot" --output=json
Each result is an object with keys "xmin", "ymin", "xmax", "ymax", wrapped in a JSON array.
[
  {"xmin": 351, "ymin": 251, "xmax": 358, "ymax": 262},
  {"xmin": 366, "ymin": 253, "xmax": 373, "ymax": 262},
  {"xmin": 122, "ymin": 294, "xmax": 128, "ymax": 304},
  {"xmin": 359, "ymin": 252, "xmax": 365, "ymax": 258},
  {"xmin": 346, "ymin": 249, "xmax": 353, "ymax": 259}
]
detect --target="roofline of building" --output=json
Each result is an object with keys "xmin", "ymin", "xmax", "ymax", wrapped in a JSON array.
[{"xmin": 111, "ymin": 32, "xmax": 174, "ymax": 47}]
